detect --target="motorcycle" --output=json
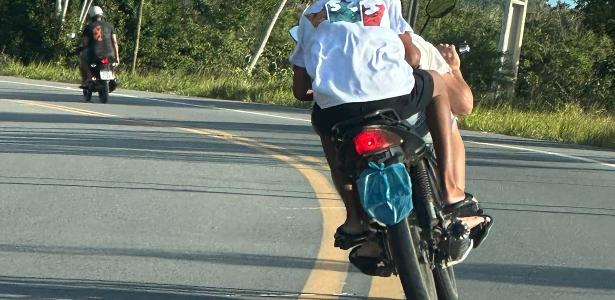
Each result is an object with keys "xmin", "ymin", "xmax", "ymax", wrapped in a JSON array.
[
  {"xmin": 331, "ymin": 109, "xmax": 460, "ymax": 299},
  {"xmin": 289, "ymin": 0, "xmax": 472, "ymax": 298},
  {"xmin": 83, "ymin": 56, "xmax": 117, "ymax": 103}
]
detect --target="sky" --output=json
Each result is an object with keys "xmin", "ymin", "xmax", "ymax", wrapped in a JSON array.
[{"xmin": 547, "ymin": 0, "xmax": 576, "ymax": 6}]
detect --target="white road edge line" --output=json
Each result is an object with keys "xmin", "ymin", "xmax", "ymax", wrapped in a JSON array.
[
  {"xmin": 0, "ymin": 79, "xmax": 310, "ymax": 122},
  {"xmin": 468, "ymin": 141, "xmax": 615, "ymax": 169},
  {"xmin": 2, "ymin": 79, "xmax": 613, "ymax": 169}
]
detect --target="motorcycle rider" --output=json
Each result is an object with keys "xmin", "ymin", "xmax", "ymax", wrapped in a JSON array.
[
  {"xmin": 290, "ymin": 0, "xmax": 491, "ymax": 274},
  {"xmin": 78, "ymin": 6, "xmax": 119, "ymax": 88}
]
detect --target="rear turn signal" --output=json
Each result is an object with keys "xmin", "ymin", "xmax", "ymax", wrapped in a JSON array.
[{"xmin": 353, "ymin": 129, "xmax": 402, "ymax": 156}]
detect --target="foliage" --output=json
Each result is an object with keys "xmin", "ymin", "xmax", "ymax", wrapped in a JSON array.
[
  {"xmin": 576, "ymin": 0, "xmax": 615, "ymax": 41},
  {"xmin": 419, "ymin": 0, "xmax": 504, "ymax": 94},
  {"xmin": 516, "ymin": 1, "xmax": 615, "ymax": 110},
  {"xmin": 460, "ymin": 102, "xmax": 615, "ymax": 149}
]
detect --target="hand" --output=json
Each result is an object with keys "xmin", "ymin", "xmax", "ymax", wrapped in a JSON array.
[{"xmin": 437, "ymin": 44, "xmax": 461, "ymax": 71}]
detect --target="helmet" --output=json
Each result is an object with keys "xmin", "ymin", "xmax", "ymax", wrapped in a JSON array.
[{"xmin": 88, "ymin": 6, "xmax": 103, "ymax": 18}]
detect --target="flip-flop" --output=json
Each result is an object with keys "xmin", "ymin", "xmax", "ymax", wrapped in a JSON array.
[
  {"xmin": 443, "ymin": 192, "xmax": 494, "ymax": 248},
  {"xmin": 348, "ymin": 245, "xmax": 393, "ymax": 277},
  {"xmin": 334, "ymin": 225, "xmax": 370, "ymax": 250}
]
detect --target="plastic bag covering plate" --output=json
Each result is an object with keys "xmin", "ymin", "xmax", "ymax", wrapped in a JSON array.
[{"xmin": 357, "ymin": 161, "xmax": 413, "ymax": 225}]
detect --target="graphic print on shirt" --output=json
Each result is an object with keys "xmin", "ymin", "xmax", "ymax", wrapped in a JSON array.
[
  {"xmin": 325, "ymin": 0, "xmax": 362, "ymax": 24},
  {"xmin": 361, "ymin": 2, "xmax": 385, "ymax": 26},
  {"xmin": 324, "ymin": 0, "xmax": 386, "ymax": 26},
  {"xmin": 93, "ymin": 25, "xmax": 103, "ymax": 42}
]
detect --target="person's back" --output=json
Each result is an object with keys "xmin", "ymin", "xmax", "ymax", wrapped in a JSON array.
[
  {"xmin": 83, "ymin": 19, "xmax": 115, "ymax": 61},
  {"xmin": 293, "ymin": 0, "xmax": 414, "ymax": 109}
]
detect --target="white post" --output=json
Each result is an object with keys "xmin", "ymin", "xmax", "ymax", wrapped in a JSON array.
[
  {"xmin": 56, "ymin": 0, "xmax": 62, "ymax": 16},
  {"xmin": 79, "ymin": 0, "xmax": 88, "ymax": 23},
  {"xmin": 247, "ymin": 0, "xmax": 288, "ymax": 73},
  {"xmin": 61, "ymin": 0, "xmax": 70, "ymax": 23},
  {"xmin": 498, "ymin": 0, "xmax": 528, "ymax": 78},
  {"xmin": 80, "ymin": 0, "xmax": 94, "ymax": 31}
]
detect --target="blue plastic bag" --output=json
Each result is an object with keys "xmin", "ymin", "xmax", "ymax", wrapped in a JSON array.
[{"xmin": 357, "ymin": 162, "xmax": 413, "ymax": 225}]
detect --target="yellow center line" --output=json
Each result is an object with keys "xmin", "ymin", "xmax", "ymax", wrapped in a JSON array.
[
  {"xmin": 11, "ymin": 100, "xmax": 118, "ymax": 117},
  {"xmin": 10, "ymin": 99, "xmax": 353, "ymax": 298}
]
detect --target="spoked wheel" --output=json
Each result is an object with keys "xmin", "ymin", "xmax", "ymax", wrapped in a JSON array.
[
  {"xmin": 83, "ymin": 89, "xmax": 92, "ymax": 102},
  {"xmin": 98, "ymin": 80, "xmax": 109, "ymax": 103}
]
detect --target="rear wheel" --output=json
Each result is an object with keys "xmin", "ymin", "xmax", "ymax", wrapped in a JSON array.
[
  {"xmin": 99, "ymin": 80, "xmax": 109, "ymax": 103},
  {"xmin": 423, "ymin": 148, "xmax": 459, "ymax": 300},
  {"xmin": 387, "ymin": 217, "xmax": 437, "ymax": 300},
  {"xmin": 434, "ymin": 265, "xmax": 458, "ymax": 300}
]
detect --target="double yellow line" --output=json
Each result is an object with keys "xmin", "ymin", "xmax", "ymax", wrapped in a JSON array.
[{"xmin": 9, "ymin": 99, "xmax": 404, "ymax": 299}]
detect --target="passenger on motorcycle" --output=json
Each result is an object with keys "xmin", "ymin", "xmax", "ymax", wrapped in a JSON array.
[
  {"xmin": 290, "ymin": 0, "xmax": 491, "ymax": 273},
  {"xmin": 78, "ymin": 6, "xmax": 120, "ymax": 88}
]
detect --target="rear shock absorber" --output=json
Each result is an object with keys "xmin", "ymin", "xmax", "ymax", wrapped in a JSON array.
[{"xmin": 410, "ymin": 159, "xmax": 440, "ymax": 247}]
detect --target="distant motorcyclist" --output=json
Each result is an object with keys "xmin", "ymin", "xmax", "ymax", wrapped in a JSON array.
[{"xmin": 78, "ymin": 6, "xmax": 119, "ymax": 88}]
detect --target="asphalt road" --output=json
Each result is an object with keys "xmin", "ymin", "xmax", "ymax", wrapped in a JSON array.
[{"xmin": 1, "ymin": 76, "xmax": 614, "ymax": 300}]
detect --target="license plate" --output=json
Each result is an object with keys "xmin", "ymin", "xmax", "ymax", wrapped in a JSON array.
[{"xmin": 99, "ymin": 70, "xmax": 114, "ymax": 80}]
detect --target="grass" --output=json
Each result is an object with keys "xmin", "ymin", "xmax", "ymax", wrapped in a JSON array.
[
  {"xmin": 460, "ymin": 104, "xmax": 615, "ymax": 149},
  {"xmin": 1, "ymin": 58, "xmax": 613, "ymax": 149}
]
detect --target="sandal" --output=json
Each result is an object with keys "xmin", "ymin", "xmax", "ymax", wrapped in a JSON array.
[
  {"xmin": 334, "ymin": 225, "xmax": 370, "ymax": 250},
  {"xmin": 349, "ymin": 245, "xmax": 393, "ymax": 277},
  {"xmin": 443, "ymin": 193, "xmax": 493, "ymax": 248}
]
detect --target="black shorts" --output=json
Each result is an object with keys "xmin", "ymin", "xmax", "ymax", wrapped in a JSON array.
[{"xmin": 311, "ymin": 69, "xmax": 434, "ymax": 137}]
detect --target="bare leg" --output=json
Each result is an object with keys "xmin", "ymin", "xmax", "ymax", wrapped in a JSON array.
[
  {"xmin": 320, "ymin": 135, "xmax": 368, "ymax": 234},
  {"xmin": 79, "ymin": 51, "xmax": 91, "ymax": 86},
  {"xmin": 425, "ymin": 70, "xmax": 466, "ymax": 205},
  {"xmin": 451, "ymin": 121, "xmax": 465, "ymax": 191}
]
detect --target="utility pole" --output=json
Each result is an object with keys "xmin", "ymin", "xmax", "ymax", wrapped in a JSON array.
[
  {"xmin": 132, "ymin": 0, "xmax": 145, "ymax": 74},
  {"xmin": 495, "ymin": 0, "xmax": 528, "ymax": 99},
  {"xmin": 247, "ymin": 0, "xmax": 288, "ymax": 73},
  {"xmin": 498, "ymin": 0, "xmax": 528, "ymax": 79}
]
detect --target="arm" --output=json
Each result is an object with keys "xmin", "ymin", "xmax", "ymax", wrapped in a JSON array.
[
  {"xmin": 399, "ymin": 32, "xmax": 420, "ymax": 68},
  {"xmin": 292, "ymin": 65, "xmax": 313, "ymax": 101},
  {"xmin": 111, "ymin": 34, "xmax": 120, "ymax": 64},
  {"xmin": 437, "ymin": 44, "xmax": 473, "ymax": 116}
]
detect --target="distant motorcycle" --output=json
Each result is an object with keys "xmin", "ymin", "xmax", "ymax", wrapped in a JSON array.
[{"xmin": 83, "ymin": 56, "xmax": 117, "ymax": 103}]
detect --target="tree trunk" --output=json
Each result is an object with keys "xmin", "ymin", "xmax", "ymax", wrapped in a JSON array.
[
  {"xmin": 246, "ymin": 0, "xmax": 288, "ymax": 73},
  {"xmin": 132, "ymin": 0, "xmax": 145, "ymax": 74}
]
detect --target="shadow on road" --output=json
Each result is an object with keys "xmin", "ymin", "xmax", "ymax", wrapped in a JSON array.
[
  {"xmin": 457, "ymin": 263, "xmax": 615, "ymax": 290},
  {"xmin": 0, "ymin": 275, "xmax": 374, "ymax": 300},
  {"xmin": 0, "ymin": 244, "xmax": 348, "ymax": 273},
  {"xmin": 0, "ymin": 112, "xmax": 325, "ymax": 168}
]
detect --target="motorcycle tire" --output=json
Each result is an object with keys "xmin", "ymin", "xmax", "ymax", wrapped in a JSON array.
[
  {"xmin": 387, "ymin": 217, "xmax": 438, "ymax": 300},
  {"xmin": 83, "ymin": 89, "xmax": 92, "ymax": 102},
  {"xmin": 99, "ymin": 81, "xmax": 109, "ymax": 103},
  {"xmin": 434, "ymin": 265, "xmax": 458, "ymax": 300},
  {"xmin": 422, "ymin": 148, "xmax": 459, "ymax": 300}
]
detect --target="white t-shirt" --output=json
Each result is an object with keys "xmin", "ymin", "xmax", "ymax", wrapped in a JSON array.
[
  {"xmin": 412, "ymin": 33, "xmax": 451, "ymax": 75},
  {"xmin": 289, "ymin": 0, "xmax": 415, "ymax": 109}
]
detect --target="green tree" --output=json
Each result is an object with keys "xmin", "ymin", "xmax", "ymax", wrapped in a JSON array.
[{"xmin": 576, "ymin": 0, "xmax": 615, "ymax": 41}]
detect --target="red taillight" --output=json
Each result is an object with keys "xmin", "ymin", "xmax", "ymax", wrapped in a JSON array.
[
  {"xmin": 101, "ymin": 57, "xmax": 110, "ymax": 65},
  {"xmin": 353, "ymin": 129, "xmax": 401, "ymax": 156}
]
